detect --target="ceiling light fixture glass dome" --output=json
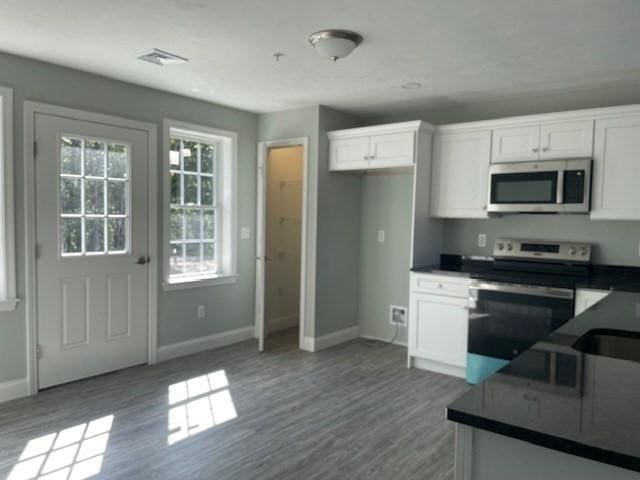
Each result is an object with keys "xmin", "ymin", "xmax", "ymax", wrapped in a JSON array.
[{"xmin": 308, "ymin": 29, "xmax": 363, "ymax": 61}]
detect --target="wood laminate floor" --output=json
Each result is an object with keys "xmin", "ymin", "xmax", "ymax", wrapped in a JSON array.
[{"xmin": 0, "ymin": 329, "xmax": 468, "ymax": 480}]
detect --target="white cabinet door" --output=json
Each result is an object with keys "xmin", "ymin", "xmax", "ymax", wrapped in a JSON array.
[
  {"xmin": 591, "ymin": 115, "xmax": 640, "ymax": 220},
  {"xmin": 409, "ymin": 293, "xmax": 468, "ymax": 367},
  {"xmin": 539, "ymin": 120, "xmax": 594, "ymax": 160},
  {"xmin": 491, "ymin": 126, "xmax": 540, "ymax": 163},
  {"xmin": 575, "ymin": 288, "xmax": 610, "ymax": 316},
  {"xmin": 368, "ymin": 132, "xmax": 415, "ymax": 168},
  {"xmin": 329, "ymin": 136, "xmax": 370, "ymax": 171},
  {"xmin": 431, "ymin": 130, "xmax": 491, "ymax": 218}
]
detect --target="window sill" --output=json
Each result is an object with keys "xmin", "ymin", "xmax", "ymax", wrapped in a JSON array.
[
  {"xmin": 163, "ymin": 274, "xmax": 238, "ymax": 292},
  {"xmin": 0, "ymin": 298, "xmax": 19, "ymax": 312}
]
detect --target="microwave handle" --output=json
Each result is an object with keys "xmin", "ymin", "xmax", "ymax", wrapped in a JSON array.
[{"xmin": 556, "ymin": 170, "xmax": 564, "ymax": 204}]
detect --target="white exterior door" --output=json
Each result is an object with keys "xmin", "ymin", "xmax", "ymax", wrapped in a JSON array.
[
  {"xmin": 491, "ymin": 125, "xmax": 540, "ymax": 163},
  {"xmin": 35, "ymin": 113, "xmax": 149, "ymax": 389}
]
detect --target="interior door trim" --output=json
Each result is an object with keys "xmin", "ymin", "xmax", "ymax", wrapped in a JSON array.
[{"xmin": 23, "ymin": 101, "xmax": 158, "ymax": 395}]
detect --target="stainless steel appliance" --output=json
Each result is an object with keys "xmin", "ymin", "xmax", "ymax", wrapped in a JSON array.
[
  {"xmin": 466, "ymin": 238, "xmax": 591, "ymax": 384},
  {"xmin": 487, "ymin": 158, "xmax": 592, "ymax": 214}
]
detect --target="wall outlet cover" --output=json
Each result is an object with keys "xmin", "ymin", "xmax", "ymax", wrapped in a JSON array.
[
  {"xmin": 478, "ymin": 233, "xmax": 487, "ymax": 248},
  {"xmin": 390, "ymin": 305, "xmax": 407, "ymax": 327},
  {"xmin": 241, "ymin": 227, "xmax": 251, "ymax": 240},
  {"xmin": 197, "ymin": 305, "xmax": 206, "ymax": 319},
  {"xmin": 377, "ymin": 230, "xmax": 385, "ymax": 243}
]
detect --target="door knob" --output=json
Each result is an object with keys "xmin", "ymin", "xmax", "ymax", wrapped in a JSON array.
[{"xmin": 136, "ymin": 256, "xmax": 150, "ymax": 265}]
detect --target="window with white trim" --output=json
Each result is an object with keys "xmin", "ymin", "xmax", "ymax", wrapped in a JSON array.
[
  {"xmin": 0, "ymin": 86, "xmax": 17, "ymax": 311},
  {"xmin": 164, "ymin": 121, "xmax": 237, "ymax": 288}
]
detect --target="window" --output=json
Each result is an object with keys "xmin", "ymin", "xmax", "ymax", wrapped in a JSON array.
[
  {"xmin": 0, "ymin": 86, "xmax": 17, "ymax": 311},
  {"xmin": 163, "ymin": 120, "xmax": 237, "ymax": 289},
  {"xmin": 59, "ymin": 136, "xmax": 130, "ymax": 256}
]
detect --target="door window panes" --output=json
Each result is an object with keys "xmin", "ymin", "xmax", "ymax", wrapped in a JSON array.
[
  {"xmin": 168, "ymin": 137, "xmax": 218, "ymax": 279},
  {"xmin": 58, "ymin": 135, "xmax": 130, "ymax": 256}
]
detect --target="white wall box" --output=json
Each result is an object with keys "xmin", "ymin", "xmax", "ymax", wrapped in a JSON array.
[
  {"xmin": 430, "ymin": 130, "xmax": 491, "ymax": 218},
  {"xmin": 574, "ymin": 288, "xmax": 610, "ymax": 316},
  {"xmin": 492, "ymin": 120, "xmax": 593, "ymax": 163},
  {"xmin": 591, "ymin": 114, "xmax": 640, "ymax": 220},
  {"xmin": 328, "ymin": 121, "xmax": 428, "ymax": 171},
  {"xmin": 409, "ymin": 272, "xmax": 469, "ymax": 378}
]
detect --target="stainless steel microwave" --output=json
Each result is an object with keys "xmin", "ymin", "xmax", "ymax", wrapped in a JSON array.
[{"xmin": 487, "ymin": 158, "xmax": 592, "ymax": 213}]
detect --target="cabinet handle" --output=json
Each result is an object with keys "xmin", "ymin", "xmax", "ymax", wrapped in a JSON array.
[
  {"xmin": 542, "ymin": 146, "xmax": 549, "ymax": 152},
  {"xmin": 532, "ymin": 148, "xmax": 540, "ymax": 153}
]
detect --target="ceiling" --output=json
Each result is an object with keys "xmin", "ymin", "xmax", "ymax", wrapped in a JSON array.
[{"xmin": 1, "ymin": 0, "xmax": 640, "ymax": 116}]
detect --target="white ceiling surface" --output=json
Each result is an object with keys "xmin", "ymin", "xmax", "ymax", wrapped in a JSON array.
[{"xmin": 1, "ymin": 0, "xmax": 640, "ymax": 116}]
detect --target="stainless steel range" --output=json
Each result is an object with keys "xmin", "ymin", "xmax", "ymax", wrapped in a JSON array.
[{"xmin": 466, "ymin": 238, "xmax": 592, "ymax": 384}]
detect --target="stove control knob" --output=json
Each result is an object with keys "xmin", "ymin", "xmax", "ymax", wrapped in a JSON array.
[
  {"xmin": 497, "ymin": 242, "xmax": 504, "ymax": 251},
  {"xmin": 579, "ymin": 247, "xmax": 588, "ymax": 256},
  {"xmin": 569, "ymin": 247, "xmax": 577, "ymax": 255},
  {"xmin": 506, "ymin": 243, "xmax": 513, "ymax": 251}
]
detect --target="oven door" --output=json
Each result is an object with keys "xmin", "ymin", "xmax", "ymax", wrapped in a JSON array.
[
  {"xmin": 468, "ymin": 281, "xmax": 574, "ymax": 360},
  {"xmin": 488, "ymin": 163, "xmax": 562, "ymax": 213}
]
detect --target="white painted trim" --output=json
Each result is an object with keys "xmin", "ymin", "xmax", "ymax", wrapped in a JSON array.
[
  {"xmin": 327, "ymin": 120, "xmax": 435, "ymax": 139},
  {"xmin": 0, "ymin": 377, "xmax": 29, "ymax": 403},
  {"xmin": 360, "ymin": 334, "xmax": 408, "ymax": 348},
  {"xmin": 312, "ymin": 326, "xmax": 360, "ymax": 352},
  {"xmin": 436, "ymin": 103, "xmax": 640, "ymax": 132},
  {"xmin": 255, "ymin": 138, "xmax": 314, "ymax": 353},
  {"xmin": 0, "ymin": 86, "xmax": 17, "ymax": 309},
  {"xmin": 162, "ymin": 119, "xmax": 238, "ymax": 287},
  {"xmin": 267, "ymin": 313, "xmax": 299, "ymax": 333},
  {"xmin": 412, "ymin": 356, "xmax": 466, "ymax": 378},
  {"xmin": 157, "ymin": 326, "xmax": 254, "ymax": 362},
  {"xmin": 24, "ymin": 101, "xmax": 158, "ymax": 394}
]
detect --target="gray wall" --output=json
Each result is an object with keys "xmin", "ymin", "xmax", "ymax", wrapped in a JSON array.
[
  {"xmin": 444, "ymin": 216, "xmax": 640, "ymax": 266},
  {"xmin": 358, "ymin": 172, "xmax": 413, "ymax": 344},
  {"xmin": 0, "ymin": 51, "xmax": 259, "ymax": 383}
]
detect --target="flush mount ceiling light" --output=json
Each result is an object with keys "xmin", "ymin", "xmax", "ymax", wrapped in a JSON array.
[
  {"xmin": 308, "ymin": 29, "xmax": 363, "ymax": 61},
  {"xmin": 137, "ymin": 48, "xmax": 188, "ymax": 66}
]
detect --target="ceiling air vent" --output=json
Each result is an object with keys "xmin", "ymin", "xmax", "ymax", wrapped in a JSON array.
[{"xmin": 137, "ymin": 48, "xmax": 188, "ymax": 66}]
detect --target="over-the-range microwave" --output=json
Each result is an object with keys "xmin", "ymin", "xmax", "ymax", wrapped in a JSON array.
[{"xmin": 487, "ymin": 158, "xmax": 592, "ymax": 214}]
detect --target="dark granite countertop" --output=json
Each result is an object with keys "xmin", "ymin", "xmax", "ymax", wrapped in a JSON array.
[{"xmin": 447, "ymin": 290, "xmax": 640, "ymax": 472}]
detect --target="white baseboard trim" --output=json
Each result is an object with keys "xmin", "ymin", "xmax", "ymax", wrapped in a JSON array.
[
  {"xmin": 0, "ymin": 377, "xmax": 29, "ymax": 403},
  {"xmin": 312, "ymin": 326, "xmax": 360, "ymax": 352},
  {"xmin": 360, "ymin": 333, "xmax": 408, "ymax": 347},
  {"xmin": 411, "ymin": 356, "xmax": 466, "ymax": 379},
  {"xmin": 267, "ymin": 314, "xmax": 299, "ymax": 333},
  {"xmin": 158, "ymin": 326, "xmax": 255, "ymax": 362}
]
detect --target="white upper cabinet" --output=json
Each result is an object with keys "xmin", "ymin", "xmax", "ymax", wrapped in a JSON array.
[
  {"xmin": 492, "ymin": 120, "xmax": 594, "ymax": 163},
  {"xmin": 329, "ymin": 136, "xmax": 371, "ymax": 171},
  {"xmin": 591, "ymin": 114, "xmax": 640, "ymax": 220},
  {"xmin": 539, "ymin": 120, "xmax": 594, "ymax": 160},
  {"xmin": 431, "ymin": 130, "xmax": 491, "ymax": 218},
  {"xmin": 492, "ymin": 126, "xmax": 540, "ymax": 163},
  {"xmin": 328, "ymin": 122, "xmax": 428, "ymax": 171},
  {"xmin": 368, "ymin": 132, "xmax": 415, "ymax": 168}
]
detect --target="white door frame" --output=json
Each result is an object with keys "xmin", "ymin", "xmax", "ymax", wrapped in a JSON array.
[
  {"xmin": 255, "ymin": 138, "xmax": 314, "ymax": 351},
  {"xmin": 24, "ymin": 102, "xmax": 158, "ymax": 394}
]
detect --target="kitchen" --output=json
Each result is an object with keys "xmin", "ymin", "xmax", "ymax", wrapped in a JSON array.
[{"xmin": 328, "ymin": 104, "xmax": 640, "ymax": 479}]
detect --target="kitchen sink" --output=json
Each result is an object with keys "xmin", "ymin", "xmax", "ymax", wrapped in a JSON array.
[{"xmin": 572, "ymin": 329, "xmax": 640, "ymax": 363}]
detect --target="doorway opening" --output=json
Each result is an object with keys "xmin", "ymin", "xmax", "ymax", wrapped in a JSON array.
[{"xmin": 255, "ymin": 139, "xmax": 309, "ymax": 352}]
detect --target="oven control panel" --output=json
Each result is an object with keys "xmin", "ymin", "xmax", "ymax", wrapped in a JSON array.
[{"xmin": 493, "ymin": 238, "xmax": 591, "ymax": 263}]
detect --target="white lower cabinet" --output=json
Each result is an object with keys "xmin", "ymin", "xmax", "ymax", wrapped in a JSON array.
[{"xmin": 409, "ymin": 273, "xmax": 469, "ymax": 378}]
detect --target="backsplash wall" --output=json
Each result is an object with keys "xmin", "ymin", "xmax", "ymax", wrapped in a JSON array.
[{"xmin": 443, "ymin": 216, "xmax": 640, "ymax": 266}]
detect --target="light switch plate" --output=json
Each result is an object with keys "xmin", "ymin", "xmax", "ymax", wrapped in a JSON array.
[
  {"xmin": 197, "ymin": 305, "xmax": 205, "ymax": 319},
  {"xmin": 240, "ymin": 227, "xmax": 251, "ymax": 240},
  {"xmin": 478, "ymin": 234, "xmax": 487, "ymax": 248},
  {"xmin": 377, "ymin": 230, "xmax": 385, "ymax": 243}
]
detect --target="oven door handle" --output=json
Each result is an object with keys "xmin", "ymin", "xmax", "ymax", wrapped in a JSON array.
[{"xmin": 469, "ymin": 281, "xmax": 574, "ymax": 300}]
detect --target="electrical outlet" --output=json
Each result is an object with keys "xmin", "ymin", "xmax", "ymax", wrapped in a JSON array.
[
  {"xmin": 377, "ymin": 230, "xmax": 385, "ymax": 243},
  {"xmin": 390, "ymin": 305, "xmax": 407, "ymax": 327},
  {"xmin": 241, "ymin": 227, "xmax": 251, "ymax": 240},
  {"xmin": 197, "ymin": 305, "xmax": 205, "ymax": 319},
  {"xmin": 478, "ymin": 233, "xmax": 487, "ymax": 248}
]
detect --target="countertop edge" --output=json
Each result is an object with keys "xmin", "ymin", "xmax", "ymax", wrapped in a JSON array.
[{"xmin": 446, "ymin": 407, "xmax": 640, "ymax": 473}]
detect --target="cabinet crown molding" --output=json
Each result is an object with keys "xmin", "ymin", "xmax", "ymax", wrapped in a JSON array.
[{"xmin": 328, "ymin": 120, "xmax": 435, "ymax": 139}]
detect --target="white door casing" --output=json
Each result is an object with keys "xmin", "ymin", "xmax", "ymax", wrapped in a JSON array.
[{"xmin": 33, "ymin": 111, "xmax": 152, "ymax": 389}]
